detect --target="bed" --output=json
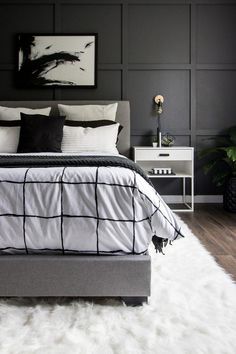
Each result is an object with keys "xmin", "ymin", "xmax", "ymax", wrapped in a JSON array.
[{"xmin": 0, "ymin": 101, "xmax": 183, "ymax": 306}]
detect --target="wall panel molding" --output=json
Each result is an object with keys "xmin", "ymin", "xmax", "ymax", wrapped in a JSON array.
[
  {"xmin": 121, "ymin": 2, "xmax": 128, "ymax": 99},
  {"xmin": 128, "ymin": 4, "xmax": 190, "ymax": 65},
  {"xmin": 1, "ymin": 0, "xmax": 236, "ymax": 5},
  {"xmin": 190, "ymin": 3, "xmax": 197, "ymax": 147}
]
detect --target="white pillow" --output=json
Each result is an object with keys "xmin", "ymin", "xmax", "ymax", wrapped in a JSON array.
[
  {"xmin": 62, "ymin": 123, "xmax": 120, "ymax": 154},
  {"xmin": 0, "ymin": 106, "xmax": 51, "ymax": 120},
  {"xmin": 0, "ymin": 126, "xmax": 20, "ymax": 153},
  {"xmin": 58, "ymin": 103, "xmax": 118, "ymax": 121}
]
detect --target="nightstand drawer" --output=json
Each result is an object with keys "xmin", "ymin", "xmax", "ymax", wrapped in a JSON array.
[{"xmin": 135, "ymin": 149, "xmax": 192, "ymax": 161}]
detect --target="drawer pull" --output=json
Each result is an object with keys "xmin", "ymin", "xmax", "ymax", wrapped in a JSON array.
[{"xmin": 159, "ymin": 153, "xmax": 169, "ymax": 157}]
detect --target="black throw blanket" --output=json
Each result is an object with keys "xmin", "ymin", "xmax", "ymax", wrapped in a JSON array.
[{"xmin": 0, "ymin": 155, "xmax": 153, "ymax": 186}]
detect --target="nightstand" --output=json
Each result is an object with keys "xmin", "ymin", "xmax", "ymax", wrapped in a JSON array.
[{"xmin": 133, "ymin": 146, "xmax": 194, "ymax": 212}]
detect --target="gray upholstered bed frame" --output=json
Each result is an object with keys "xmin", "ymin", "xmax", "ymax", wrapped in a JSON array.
[{"xmin": 0, "ymin": 101, "xmax": 151, "ymax": 305}]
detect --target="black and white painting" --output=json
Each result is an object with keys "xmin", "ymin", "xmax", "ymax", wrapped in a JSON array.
[{"xmin": 18, "ymin": 34, "xmax": 97, "ymax": 87}]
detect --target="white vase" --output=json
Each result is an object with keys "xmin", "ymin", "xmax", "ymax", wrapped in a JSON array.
[{"xmin": 152, "ymin": 142, "xmax": 158, "ymax": 147}]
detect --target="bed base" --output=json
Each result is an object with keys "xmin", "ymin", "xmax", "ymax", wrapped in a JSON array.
[{"xmin": 0, "ymin": 255, "xmax": 151, "ymax": 306}]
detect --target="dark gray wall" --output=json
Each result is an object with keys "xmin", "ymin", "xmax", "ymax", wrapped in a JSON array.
[{"xmin": 0, "ymin": 0, "xmax": 236, "ymax": 196}]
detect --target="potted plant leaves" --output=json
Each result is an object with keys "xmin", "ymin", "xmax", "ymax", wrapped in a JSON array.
[
  {"xmin": 152, "ymin": 136, "xmax": 158, "ymax": 147},
  {"xmin": 161, "ymin": 133, "xmax": 175, "ymax": 147},
  {"xmin": 199, "ymin": 126, "xmax": 236, "ymax": 212}
]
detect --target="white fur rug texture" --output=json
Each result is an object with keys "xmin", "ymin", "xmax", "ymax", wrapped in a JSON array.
[{"xmin": 0, "ymin": 218, "xmax": 236, "ymax": 354}]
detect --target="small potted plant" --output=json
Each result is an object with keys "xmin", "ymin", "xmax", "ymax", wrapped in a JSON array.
[
  {"xmin": 199, "ymin": 126, "xmax": 236, "ymax": 212},
  {"xmin": 161, "ymin": 133, "xmax": 175, "ymax": 147},
  {"xmin": 152, "ymin": 136, "xmax": 158, "ymax": 147}
]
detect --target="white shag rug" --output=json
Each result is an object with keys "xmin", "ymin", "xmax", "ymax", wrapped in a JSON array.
[{"xmin": 0, "ymin": 218, "xmax": 236, "ymax": 354}]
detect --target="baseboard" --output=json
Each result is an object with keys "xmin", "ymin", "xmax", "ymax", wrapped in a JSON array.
[{"xmin": 162, "ymin": 195, "xmax": 223, "ymax": 203}]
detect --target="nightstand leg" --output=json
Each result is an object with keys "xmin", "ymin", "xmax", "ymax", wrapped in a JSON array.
[
  {"xmin": 183, "ymin": 177, "xmax": 186, "ymax": 204},
  {"xmin": 191, "ymin": 177, "xmax": 194, "ymax": 211}
]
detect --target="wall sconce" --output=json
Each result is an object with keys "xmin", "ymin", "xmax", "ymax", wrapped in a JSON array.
[{"xmin": 154, "ymin": 94, "xmax": 164, "ymax": 147}]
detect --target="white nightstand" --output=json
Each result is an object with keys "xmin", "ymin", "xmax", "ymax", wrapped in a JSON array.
[{"xmin": 133, "ymin": 146, "xmax": 194, "ymax": 212}]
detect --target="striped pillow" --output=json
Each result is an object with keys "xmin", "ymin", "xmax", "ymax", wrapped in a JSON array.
[{"xmin": 62, "ymin": 123, "xmax": 120, "ymax": 154}]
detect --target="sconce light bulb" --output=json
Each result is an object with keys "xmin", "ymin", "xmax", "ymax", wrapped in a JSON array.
[{"xmin": 154, "ymin": 95, "xmax": 164, "ymax": 104}]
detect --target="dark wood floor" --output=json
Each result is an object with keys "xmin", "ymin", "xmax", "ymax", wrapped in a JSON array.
[{"xmin": 177, "ymin": 204, "xmax": 236, "ymax": 281}]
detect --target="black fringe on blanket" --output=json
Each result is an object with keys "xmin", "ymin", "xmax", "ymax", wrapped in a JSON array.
[{"xmin": 152, "ymin": 235, "xmax": 170, "ymax": 254}]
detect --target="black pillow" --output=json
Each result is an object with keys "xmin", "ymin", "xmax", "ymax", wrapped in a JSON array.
[
  {"xmin": 64, "ymin": 119, "xmax": 123, "ymax": 135},
  {"xmin": 17, "ymin": 114, "xmax": 65, "ymax": 153}
]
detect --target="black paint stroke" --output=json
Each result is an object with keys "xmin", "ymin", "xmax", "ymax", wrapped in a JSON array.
[{"xmin": 18, "ymin": 35, "xmax": 93, "ymax": 86}]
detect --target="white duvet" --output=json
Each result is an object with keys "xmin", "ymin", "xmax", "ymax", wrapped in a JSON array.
[{"xmin": 0, "ymin": 153, "xmax": 184, "ymax": 255}]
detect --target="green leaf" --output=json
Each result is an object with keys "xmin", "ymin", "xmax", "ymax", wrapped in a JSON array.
[{"xmin": 223, "ymin": 147, "xmax": 236, "ymax": 162}]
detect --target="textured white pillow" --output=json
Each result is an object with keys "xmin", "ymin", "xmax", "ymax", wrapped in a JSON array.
[
  {"xmin": 62, "ymin": 123, "xmax": 120, "ymax": 154},
  {"xmin": 0, "ymin": 126, "xmax": 20, "ymax": 153},
  {"xmin": 58, "ymin": 103, "xmax": 118, "ymax": 121},
  {"xmin": 0, "ymin": 106, "xmax": 51, "ymax": 120}
]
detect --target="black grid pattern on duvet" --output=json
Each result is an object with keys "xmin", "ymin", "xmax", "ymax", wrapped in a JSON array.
[
  {"xmin": 23, "ymin": 168, "xmax": 30, "ymax": 255},
  {"xmin": 0, "ymin": 167, "xmax": 183, "ymax": 255},
  {"xmin": 60, "ymin": 167, "xmax": 66, "ymax": 255}
]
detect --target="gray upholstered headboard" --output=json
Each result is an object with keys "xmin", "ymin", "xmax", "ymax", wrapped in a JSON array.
[{"xmin": 0, "ymin": 101, "xmax": 130, "ymax": 157}]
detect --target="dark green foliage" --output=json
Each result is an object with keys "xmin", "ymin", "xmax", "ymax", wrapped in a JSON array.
[{"xmin": 199, "ymin": 126, "xmax": 236, "ymax": 187}]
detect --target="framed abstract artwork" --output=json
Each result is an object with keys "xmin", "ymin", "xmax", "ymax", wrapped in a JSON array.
[{"xmin": 18, "ymin": 34, "xmax": 97, "ymax": 87}]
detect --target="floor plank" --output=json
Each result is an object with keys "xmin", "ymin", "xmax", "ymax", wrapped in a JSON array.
[
  {"xmin": 214, "ymin": 256, "xmax": 236, "ymax": 281},
  {"xmin": 177, "ymin": 204, "xmax": 236, "ymax": 281}
]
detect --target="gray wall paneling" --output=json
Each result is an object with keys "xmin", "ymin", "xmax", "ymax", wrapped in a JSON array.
[{"xmin": 0, "ymin": 0, "xmax": 236, "ymax": 196}]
